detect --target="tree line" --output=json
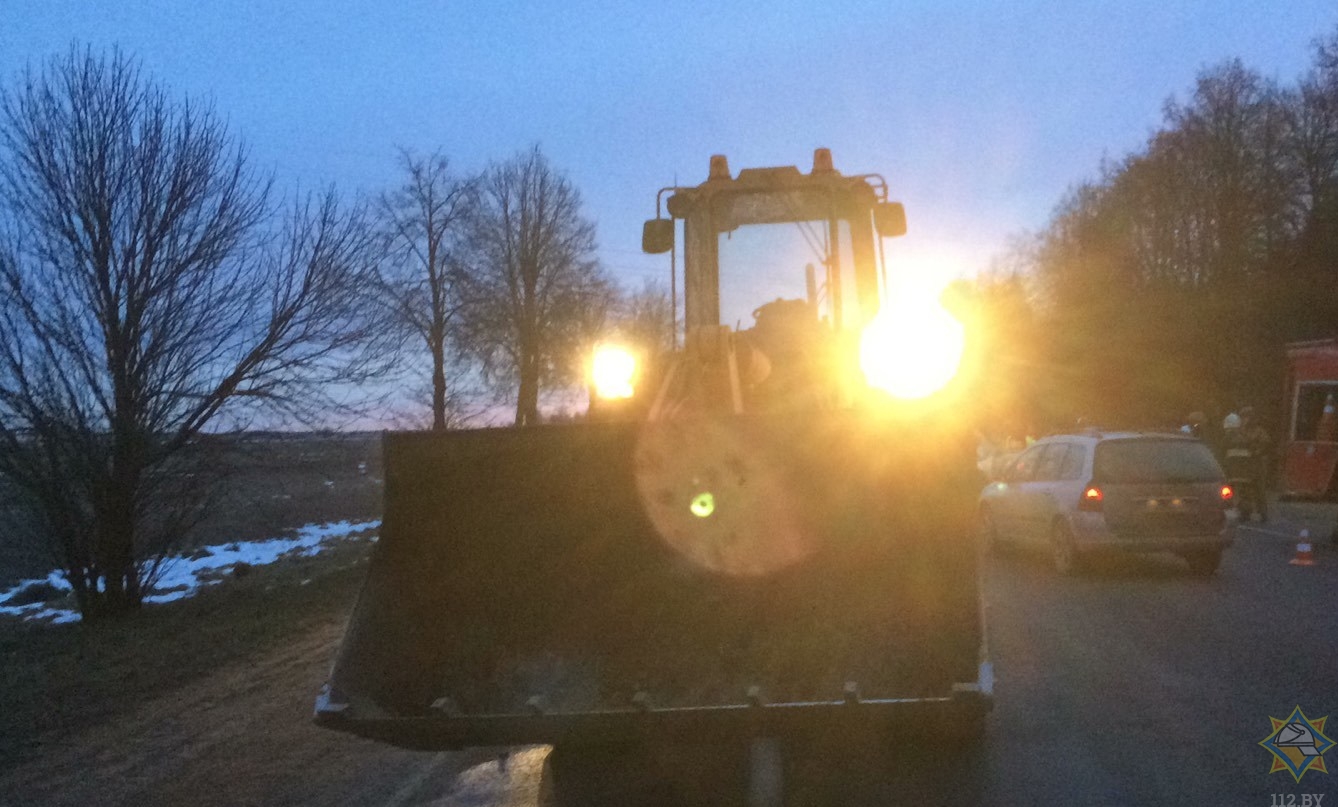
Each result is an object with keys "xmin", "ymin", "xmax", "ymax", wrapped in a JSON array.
[
  {"xmin": 0, "ymin": 47, "xmax": 669, "ymax": 618},
  {"xmin": 964, "ymin": 27, "xmax": 1338, "ymax": 439},
  {"xmin": 377, "ymin": 146, "xmax": 673, "ymax": 429}
]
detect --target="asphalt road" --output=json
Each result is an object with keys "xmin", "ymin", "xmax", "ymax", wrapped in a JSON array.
[
  {"xmin": 370, "ymin": 502, "xmax": 1338, "ymax": 806},
  {"xmin": 972, "ymin": 503, "xmax": 1338, "ymax": 807}
]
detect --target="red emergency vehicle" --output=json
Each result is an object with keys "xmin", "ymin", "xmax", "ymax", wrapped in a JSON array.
[{"xmin": 1282, "ymin": 338, "xmax": 1338, "ymax": 498}]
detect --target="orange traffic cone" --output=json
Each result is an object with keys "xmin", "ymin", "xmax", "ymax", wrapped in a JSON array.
[{"xmin": 1290, "ymin": 529, "xmax": 1317, "ymax": 567}]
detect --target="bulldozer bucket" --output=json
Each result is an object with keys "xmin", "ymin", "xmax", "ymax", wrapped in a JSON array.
[{"xmin": 317, "ymin": 411, "xmax": 986, "ymax": 750}]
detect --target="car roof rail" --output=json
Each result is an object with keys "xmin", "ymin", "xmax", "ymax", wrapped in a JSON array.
[{"xmin": 1072, "ymin": 424, "xmax": 1197, "ymax": 440}]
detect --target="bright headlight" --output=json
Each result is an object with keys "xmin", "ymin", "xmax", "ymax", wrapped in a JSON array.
[
  {"xmin": 591, "ymin": 344, "xmax": 637, "ymax": 400},
  {"xmin": 859, "ymin": 296, "xmax": 965, "ymax": 399}
]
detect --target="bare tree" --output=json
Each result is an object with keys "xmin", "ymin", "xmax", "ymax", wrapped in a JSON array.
[
  {"xmin": 1016, "ymin": 44, "xmax": 1338, "ymax": 428},
  {"xmin": 376, "ymin": 149, "xmax": 476, "ymax": 430},
  {"xmin": 617, "ymin": 279, "xmax": 675, "ymax": 356},
  {"xmin": 1159, "ymin": 60, "xmax": 1299, "ymax": 283},
  {"xmin": 459, "ymin": 146, "xmax": 612, "ymax": 426},
  {"xmin": 0, "ymin": 47, "xmax": 381, "ymax": 618},
  {"xmin": 1290, "ymin": 30, "xmax": 1338, "ymax": 267}
]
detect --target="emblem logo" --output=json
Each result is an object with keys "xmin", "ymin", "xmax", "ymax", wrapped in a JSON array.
[{"xmin": 1259, "ymin": 706, "xmax": 1334, "ymax": 782}]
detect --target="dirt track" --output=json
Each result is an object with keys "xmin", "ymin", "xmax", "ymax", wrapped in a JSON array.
[{"xmin": 0, "ymin": 616, "xmax": 526, "ymax": 806}]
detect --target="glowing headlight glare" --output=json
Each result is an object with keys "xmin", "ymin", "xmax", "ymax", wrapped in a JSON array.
[
  {"xmin": 591, "ymin": 344, "xmax": 637, "ymax": 399},
  {"xmin": 859, "ymin": 300, "xmax": 965, "ymax": 399}
]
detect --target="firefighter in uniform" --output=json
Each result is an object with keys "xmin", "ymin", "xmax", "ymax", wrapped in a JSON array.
[{"xmin": 1223, "ymin": 408, "xmax": 1270, "ymax": 522}]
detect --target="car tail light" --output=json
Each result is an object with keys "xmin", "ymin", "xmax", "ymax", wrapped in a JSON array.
[
  {"xmin": 1220, "ymin": 484, "xmax": 1234, "ymax": 506},
  {"xmin": 1079, "ymin": 485, "xmax": 1104, "ymax": 512}
]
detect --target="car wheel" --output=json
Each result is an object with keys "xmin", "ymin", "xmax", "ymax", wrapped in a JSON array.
[
  {"xmin": 1051, "ymin": 522, "xmax": 1081, "ymax": 576},
  {"xmin": 1183, "ymin": 549, "xmax": 1222, "ymax": 577}
]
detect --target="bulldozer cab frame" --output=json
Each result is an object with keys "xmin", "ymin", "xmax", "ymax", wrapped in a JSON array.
[{"xmin": 646, "ymin": 149, "xmax": 906, "ymax": 340}]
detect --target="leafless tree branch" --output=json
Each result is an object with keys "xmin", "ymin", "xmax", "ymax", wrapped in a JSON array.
[
  {"xmin": 458, "ymin": 145, "xmax": 613, "ymax": 426},
  {"xmin": 0, "ymin": 46, "xmax": 385, "ymax": 618}
]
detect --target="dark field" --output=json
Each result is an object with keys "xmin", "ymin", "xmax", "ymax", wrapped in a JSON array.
[{"xmin": 0, "ymin": 432, "xmax": 383, "ymax": 588}]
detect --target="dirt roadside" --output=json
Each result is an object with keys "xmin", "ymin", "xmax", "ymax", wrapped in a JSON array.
[
  {"xmin": 0, "ymin": 609, "xmax": 442, "ymax": 806},
  {"xmin": 0, "ymin": 536, "xmax": 548, "ymax": 807}
]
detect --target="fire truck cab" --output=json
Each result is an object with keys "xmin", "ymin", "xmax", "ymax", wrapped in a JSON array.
[{"xmin": 1281, "ymin": 339, "xmax": 1338, "ymax": 499}]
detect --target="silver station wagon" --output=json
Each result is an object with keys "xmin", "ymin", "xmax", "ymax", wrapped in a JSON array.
[{"xmin": 978, "ymin": 431, "xmax": 1236, "ymax": 575}]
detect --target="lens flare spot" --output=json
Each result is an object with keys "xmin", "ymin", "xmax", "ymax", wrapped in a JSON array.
[
  {"xmin": 690, "ymin": 491, "xmax": 715, "ymax": 518},
  {"xmin": 633, "ymin": 418, "xmax": 814, "ymax": 576}
]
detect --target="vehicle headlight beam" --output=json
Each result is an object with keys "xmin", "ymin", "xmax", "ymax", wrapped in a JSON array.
[
  {"xmin": 858, "ymin": 294, "xmax": 965, "ymax": 399},
  {"xmin": 591, "ymin": 343, "xmax": 638, "ymax": 400}
]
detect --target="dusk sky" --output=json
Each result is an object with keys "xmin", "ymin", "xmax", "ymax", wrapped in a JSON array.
[{"xmin": 6, "ymin": 2, "xmax": 1338, "ymax": 294}]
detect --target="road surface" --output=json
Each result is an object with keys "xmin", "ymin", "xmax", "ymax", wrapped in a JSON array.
[{"xmin": 3, "ymin": 502, "xmax": 1335, "ymax": 805}]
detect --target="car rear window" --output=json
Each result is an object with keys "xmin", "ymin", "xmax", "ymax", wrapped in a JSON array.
[{"xmin": 1092, "ymin": 439, "xmax": 1223, "ymax": 484}]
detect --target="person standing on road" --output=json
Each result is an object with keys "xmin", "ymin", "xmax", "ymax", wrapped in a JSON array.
[
  {"xmin": 1240, "ymin": 407, "xmax": 1272, "ymax": 521},
  {"xmin": 1223, "ymin": 408, "xmax": 1270, "ymax": 522}
]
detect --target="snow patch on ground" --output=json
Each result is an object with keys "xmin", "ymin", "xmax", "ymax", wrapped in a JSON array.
[{"xmin": 0, "ymin": 519, "xmax": 380, "ymax": 625}]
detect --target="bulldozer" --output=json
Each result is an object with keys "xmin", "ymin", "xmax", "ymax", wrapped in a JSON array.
[{"xmin": 315, "ymin": 149, "xmax": 991, "ymax": 803}]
